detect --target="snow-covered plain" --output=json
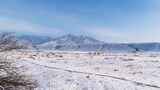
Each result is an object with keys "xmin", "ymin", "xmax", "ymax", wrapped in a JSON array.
[{"xmin": 2, "ymin": 50, "xmax": 160, "ymax": 90}]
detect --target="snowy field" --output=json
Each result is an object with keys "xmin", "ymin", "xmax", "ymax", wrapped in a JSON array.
[{"xmin": 2, "ymin": 50, "xmax": 160, "ymax": 90}]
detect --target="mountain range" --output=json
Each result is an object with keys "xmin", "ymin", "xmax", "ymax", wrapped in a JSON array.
[{"xmin": 15, "ymin": 34, "xmax": 160, "ymax": 52}]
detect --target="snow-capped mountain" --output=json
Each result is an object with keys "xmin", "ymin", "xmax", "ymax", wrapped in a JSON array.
[
  {"xmin": 52, "ymin": 34, "xmax": 104, "ymax": 45},
  {"xmin": 38, "ymin": 34, "xmax": 160, "ymax": 52},
  {"xmin": 2, "ymin": 32, "xmax": 160, "ymax": 52},
  {"xmin": 38, "ymin": 34, "xmax": 105, "ymax": 51},
  {"xmin": 38, "ymin": 34, "xmax": 135, "ymax": 52}
]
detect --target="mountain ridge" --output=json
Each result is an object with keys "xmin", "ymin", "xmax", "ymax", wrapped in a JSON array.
[
  {"xmin": 3, "ymin": 33, "xmax": 160, "ymax": 52},
  {"xmin": 35, "ymin": 34, "xmax": 160, "ymax": 52}
]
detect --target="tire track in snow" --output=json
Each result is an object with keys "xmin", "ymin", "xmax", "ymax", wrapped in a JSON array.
[{"xmin": 25, "ymin": 60, "xmax": 160, "ymax": 89}]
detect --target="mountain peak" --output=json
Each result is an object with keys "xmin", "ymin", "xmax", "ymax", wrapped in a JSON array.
[{"xmin": 53, "ymin": 34, "xmax": 104, "ymax": 45}]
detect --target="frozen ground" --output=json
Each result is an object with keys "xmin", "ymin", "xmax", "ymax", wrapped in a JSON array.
[{"xmin": 2, "ymin": 50, "xmax": 160, "ymax": 90}]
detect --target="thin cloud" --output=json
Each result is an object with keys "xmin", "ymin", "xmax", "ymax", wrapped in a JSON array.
[
  {"xmin": 82, "ymin": 26, "xmax": 160, "ymax": 43},
  {"xmin": 0, "ymin": 17, "xmax": 65, "ymax": 36}
]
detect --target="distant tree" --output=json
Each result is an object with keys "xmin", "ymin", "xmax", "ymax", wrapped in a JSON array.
[
  {"xmin": 55, "ymin": 45, "xmax": 62, "ymax": 50},
  {"xmin": 128, "ymin": 44, "xmax": 140, "ymax": 53},
  {"xmin": 135, "ymin": 48, "xmax": 140, "ymax": 52},
  {"xmin": 77, "ymin": 45, "xmax": 80, "ymax": 48}
]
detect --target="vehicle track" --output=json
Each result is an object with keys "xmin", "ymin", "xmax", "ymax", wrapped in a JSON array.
[{"xmin": 25, "ymin": 60, "xmax": 160, "ymax": 89}]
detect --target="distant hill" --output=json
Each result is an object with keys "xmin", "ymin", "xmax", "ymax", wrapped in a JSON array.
[
  {"xmin": 0, "ymin": 32, "xmax": 34, "ymax": 51},
  {"xmin": 18, "ymin": 35, "xmax": 53, "ymax": 45},
  {"xmin": 37, "ymin": 34, "xmax": 160, "ymax": 52},
  {"xmin": 2, "ymin": 32, "xmax": 160, "ymax": 52},
  {"xmin": 38, "ymin": 34, "xmax": 105, "ymax": 51}
]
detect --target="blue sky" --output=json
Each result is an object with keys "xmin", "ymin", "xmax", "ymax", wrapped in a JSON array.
[{"xmin": 0, "ymin": 0, "xmax": 160, "ymax": 43}]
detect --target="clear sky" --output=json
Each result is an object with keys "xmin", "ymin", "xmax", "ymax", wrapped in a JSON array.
[{"xmin": 0, "ymin": 0, "xmax": 160, "ymax": 43}]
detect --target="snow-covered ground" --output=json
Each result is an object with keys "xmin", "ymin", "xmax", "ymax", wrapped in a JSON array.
[{"xmin": 2, "ymin": 50, "xmax": 160, "ymax": 90}]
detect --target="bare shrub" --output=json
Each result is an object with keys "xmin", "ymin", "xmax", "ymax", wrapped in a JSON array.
[{"xmin": 0, "ymin": 58, "xmax": 37, "ymax": 90}]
